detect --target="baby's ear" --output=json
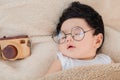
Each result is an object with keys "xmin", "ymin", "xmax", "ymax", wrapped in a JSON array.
[{"xmin": 94, "ymin": 33, "xmax": 103, "ymax": 49}]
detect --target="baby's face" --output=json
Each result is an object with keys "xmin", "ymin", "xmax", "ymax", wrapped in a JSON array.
[{"xmin": 58, "ymin": 18, "xmax": 102, "ymax": 60}]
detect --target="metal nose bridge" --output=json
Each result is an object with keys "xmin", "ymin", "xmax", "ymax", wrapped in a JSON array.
[
  {"xmin": 65, "ymin": 33, "xmax": 72, "ymax": 37},
  {"xmin": 65, "ymin": 33, "xmax": 73, "ymax": 40}
]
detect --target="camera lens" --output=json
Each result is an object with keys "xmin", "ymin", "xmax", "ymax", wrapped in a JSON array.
[{"xmin": 2, "ymin": 45, "xmax": 18, "ymax": 59}]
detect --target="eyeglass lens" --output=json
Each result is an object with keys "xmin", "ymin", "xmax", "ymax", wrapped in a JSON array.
[{"xmin": 52, "ymin": 26, "xmax": 85, "ymax": 44}]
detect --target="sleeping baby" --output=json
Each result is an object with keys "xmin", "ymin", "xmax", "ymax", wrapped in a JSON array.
[{"xmin": 46, "ymin": 1, "xmax": 112, "ymax": 75}]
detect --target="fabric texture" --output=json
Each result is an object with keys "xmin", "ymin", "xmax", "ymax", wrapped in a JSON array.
[
  {"xmin": 0, "ymin": 0, "xmax": 120, "ymax": 80},
  {"xmin": 41, "ymin": 63, "xmax": 120, "ymax": 80}
]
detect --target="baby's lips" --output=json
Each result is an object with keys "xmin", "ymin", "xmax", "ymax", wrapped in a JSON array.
[{"xmin": 67, "ymin": 45, "xmax": 76, "ymax": 49}]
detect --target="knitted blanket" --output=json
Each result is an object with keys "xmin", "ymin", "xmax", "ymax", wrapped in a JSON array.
[{"xmin": 41, "ymin": 63, "xmax": 120, "ymax": 80}]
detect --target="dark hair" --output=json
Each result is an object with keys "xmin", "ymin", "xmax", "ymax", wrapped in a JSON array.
[{"xmin": 56, "ymin": 1, "xmax": 104, "ymax": 53}]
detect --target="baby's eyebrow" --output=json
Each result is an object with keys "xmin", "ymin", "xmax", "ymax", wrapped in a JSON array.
[
  {"xmin": 61, "ymin": 29, "xmax": 70, "ymax": 33},
  {"xmin": 61, "ymin": 30, "xmax": 69, "ymax": 34}
]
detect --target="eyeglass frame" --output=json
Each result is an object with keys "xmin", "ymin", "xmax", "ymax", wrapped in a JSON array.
[{"xmin": 52, "ymin": 26, "xmax": 97, "ymax": 44}]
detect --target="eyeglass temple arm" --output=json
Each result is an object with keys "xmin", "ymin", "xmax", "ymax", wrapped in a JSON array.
[{"xmin": 84, "ymin": 27, "xmax": 99, "ymax": 33}]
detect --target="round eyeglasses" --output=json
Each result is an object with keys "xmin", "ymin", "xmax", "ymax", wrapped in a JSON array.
[{"xmin": 52, "ymin": 26, "xmax": 95, "ymax": 44}]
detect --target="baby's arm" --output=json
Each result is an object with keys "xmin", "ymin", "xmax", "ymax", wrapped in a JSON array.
[{"xmin": 45, "ymin": 58, "xmax": 62, "ymax": 76}]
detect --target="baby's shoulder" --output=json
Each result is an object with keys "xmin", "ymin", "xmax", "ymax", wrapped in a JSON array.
[{"xmin": 95, "ymin": 53, "xmax": 112, "ymax": 63}]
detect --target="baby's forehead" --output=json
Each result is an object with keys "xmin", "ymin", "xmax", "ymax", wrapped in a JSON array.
[
  {"xmin": 61, "ymin": 26, "xmax": 88, "ymax": 33},
  {"xmin": 61, "ymin": 26, "xmax": 74, "ymax": 33},
  {"xmin": 60, "ymin": 18, "xmax": 91, "ymax": 32}
]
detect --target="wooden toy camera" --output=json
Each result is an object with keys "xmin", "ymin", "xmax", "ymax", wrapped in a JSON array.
[{"xmin": 0, "ymin": 35, "xmax": 31, "ymax": 61}]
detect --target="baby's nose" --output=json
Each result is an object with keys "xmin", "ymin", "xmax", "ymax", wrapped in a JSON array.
[{"xmin": 66, "ymin": 35, "xmax": 73, "ymax": 42}]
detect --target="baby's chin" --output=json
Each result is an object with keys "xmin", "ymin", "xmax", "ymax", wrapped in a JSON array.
[
  {"xmin": 62, "ymin": 51, "xmax": 96, "ymax": 60},
  {"xmin": 61, "ymin": 51, "xmax": 89, "ymax": 59},
  {"xmin": 61, "ymin": 51, "xmax": 79, "ymax": 58}
]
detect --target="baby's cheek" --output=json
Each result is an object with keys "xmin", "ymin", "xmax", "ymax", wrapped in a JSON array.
[
  {"xmin": 58, "ymin": 45, "xmax": 64, "ymax": 52},
  {"xmin": 58, "ymin": 45, "xmax": 66, "ymax": 54}
]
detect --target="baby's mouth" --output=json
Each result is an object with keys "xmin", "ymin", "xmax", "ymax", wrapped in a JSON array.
[{"xmin": 67, "ymin": 45, "xmax": 76, "ymax": 49}]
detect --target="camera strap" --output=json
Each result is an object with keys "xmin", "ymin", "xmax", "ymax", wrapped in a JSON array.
[{"xmin": 29, "ymin": 34, "xmax": 52, "ymax": 43}]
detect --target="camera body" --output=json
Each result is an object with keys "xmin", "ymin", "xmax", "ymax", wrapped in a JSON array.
[{"xmin": 0, "ymin": 35, "xmax": 31, "ymax": 61}]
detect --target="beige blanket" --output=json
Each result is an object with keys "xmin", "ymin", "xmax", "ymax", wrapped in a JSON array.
[
  {"xmin": 41, "ymin": 63, "xmax": 120, "ymax": 80},
  {"xmin": 0, "ymin": 0, "xmax": 120, "ymax": 80}
]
